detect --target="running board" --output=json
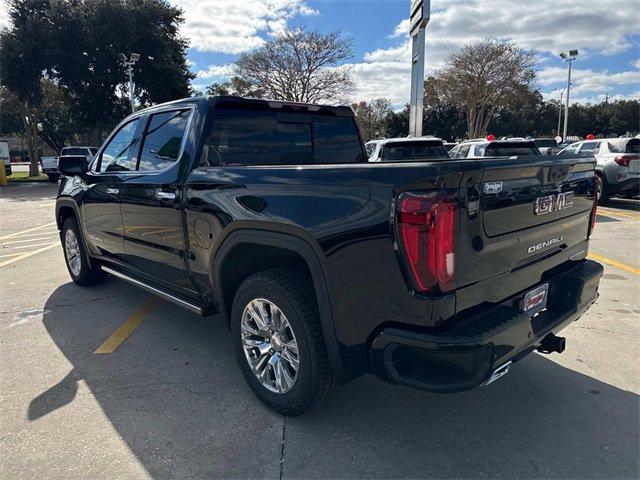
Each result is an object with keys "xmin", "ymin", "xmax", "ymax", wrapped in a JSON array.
[{"xmin": 102, "ymin": 266, "xmax": 204, "ymax": 315}]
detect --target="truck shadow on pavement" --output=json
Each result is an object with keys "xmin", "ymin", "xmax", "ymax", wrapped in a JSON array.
[{"xmin": 35, "ymin": 280, "xmax": 639, "ymax": 479}]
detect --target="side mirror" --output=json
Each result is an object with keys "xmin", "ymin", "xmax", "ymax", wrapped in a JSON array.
[{"xmin": 58, "ymin": 155, "xmax": 88, "ymax": 177}]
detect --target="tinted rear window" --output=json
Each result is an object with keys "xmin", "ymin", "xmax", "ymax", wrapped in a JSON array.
[
  {"xmin": 380, "ymin": 141, "xmax": 448, "ymax": 161},
  {"xmin": 534, "ymin": 139, "xmax": 557, "ymax": 148},
  {"xmin": 484, "ymin": 142, "xmax": 541, "ymax": 156},
  {"xmin": 208, "ymin": 108, "xmax": 362, "ymax": 166},
  {"xmin": 609, "ymin": 139, "xmax": 640, "ymax": 153},
  {"xmin": 61, "ymin": 148, "xmax": 88, "ymax": 156}
]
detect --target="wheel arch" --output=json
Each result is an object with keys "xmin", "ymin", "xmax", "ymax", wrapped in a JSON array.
[
  {"xmin": 56, "ymin": 198, "xmax": 94, "ymax": 268},
  {"xmin": 212, "ymin": 228, "xmax": 347, "ymax": 381}
]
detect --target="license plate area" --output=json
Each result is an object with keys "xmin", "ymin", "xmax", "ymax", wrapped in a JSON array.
[
  {"xmin": 629, "ymin": 160, "xmax": 640, "ymax": 174},
  {"xmin": 522, "ymin": 283, "xmax": 549, "ymax": 316}
]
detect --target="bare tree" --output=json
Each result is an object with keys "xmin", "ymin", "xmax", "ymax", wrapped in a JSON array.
[
  {"xmin": 432, "ymin": 39, "xmax": 537, "ymax": 138},
  {"xmin": 233, "ymin": 29, "xmax": 354, "ymax": 103}
]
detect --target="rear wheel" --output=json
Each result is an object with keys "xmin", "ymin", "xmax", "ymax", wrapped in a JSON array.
[
  {"xmin": 61, "ymin": 217, "xmax": 107, "ymax": 286},
  {"xmin": 597, "ymin": 175, "xmax": 610, "ymax": 205},
  {"xmin": 230, "ymin": 267, "xmax": 335, "ymax": 416}
]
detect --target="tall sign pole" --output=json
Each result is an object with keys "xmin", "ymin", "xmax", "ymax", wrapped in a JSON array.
[{"xmin": 409, "ymin": 0, "xmax": 430, "ymax": 137}]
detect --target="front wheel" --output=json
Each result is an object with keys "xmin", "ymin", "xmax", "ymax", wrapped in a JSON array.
[
  {"xmin": 61, "ymin": 217, "xmax": 107, "ymax": 286},
  {"xmin": 230, "ymin": 268, "xmax": 335, "ymax": 416}
]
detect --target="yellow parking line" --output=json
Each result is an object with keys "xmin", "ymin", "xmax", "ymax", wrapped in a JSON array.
[
  {"xmin": 589, "ymin": 252, "xmax": 640, "ymax": 276},
  {"xmin": 0, "ymin": 222, "xmax": 57, "ymax": 240},
  {"xmin": 94, "ymin": 297, "xmax": 159, "ymax": 354},
  {"xmin": 0, "ymin": 242, "xmax": 60, "ymax": 268},
  {"xmin": 598, "ymin": 209, "xmax": 640, "ymax": 221}
]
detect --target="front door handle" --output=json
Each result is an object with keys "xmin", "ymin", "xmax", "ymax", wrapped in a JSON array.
[
  {"xmin": 106, "ymin": 188, "xmax": 119, "ymax": 195},
  {"xmin": 156, "ymin": 191, "xmax": 176, "ymax": 200}
]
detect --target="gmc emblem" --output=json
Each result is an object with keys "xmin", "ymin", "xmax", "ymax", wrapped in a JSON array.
[{"xmin": 534, "ymin": 191, "xmax": 574, "ymax": 215}]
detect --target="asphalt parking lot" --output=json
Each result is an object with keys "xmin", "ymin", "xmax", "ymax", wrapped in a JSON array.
[{"xmin": 1, "ymin": 182, "xmax": 639, "ymax": 479}]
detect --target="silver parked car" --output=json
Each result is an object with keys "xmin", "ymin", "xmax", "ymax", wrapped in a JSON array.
[{"xmin": 558, "ymin": 138, "xmax": 640, "ymax": 203}]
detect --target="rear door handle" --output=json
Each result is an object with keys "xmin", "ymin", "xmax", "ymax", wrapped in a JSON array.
[
  {"xmin": 156, "ymin": 191, "xmax": 176, "ymax": 200},
  {"xmin": 106, "ymin": 188, "xmax": 119, "ymax": 195}
]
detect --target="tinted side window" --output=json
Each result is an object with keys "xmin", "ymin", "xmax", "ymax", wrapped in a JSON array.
[
  {"xmin": 313, "ymin": 116, "xmax": 363, "ymax": 164},
  {"xmin": 210, "ymin": 109, "xmax": 313, "ymax": 166},
  {"xmin": 97, "ymin": 119, "xmax": 141, "ymax": 172},
  {"xmin": 138, "ymin": 110, "xmax": 190, "ymax": 171}
]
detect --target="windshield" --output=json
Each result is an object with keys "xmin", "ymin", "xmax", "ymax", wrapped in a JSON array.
[
  {"xmin": 608, "ymin": 139, "xmax": 640, "ymax": 154},
  {"xmin": 484, "ymin": 142, "xmax": 541, "ymax": 157},
  {"xmin": 61, "ymin": 147, "xmax": 88, "ymax": 156},
  {"xmin": 380, "ymin": 141, "xmax": 449, "ymax": 161},
  {"xmin": 534, "ymin": 139, "xmax": 557, "ymax": 148}
]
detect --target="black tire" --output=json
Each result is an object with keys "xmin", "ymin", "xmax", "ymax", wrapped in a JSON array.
[
  {"xmin": 61, "ymin": 217, "xmax": 107, "ymax": 286},
  {"xmin": 230, "ymin": 267, "xmax": 335, "ymax": 416},
  {"xmin": 597, "ymin": 175, "xmax": 610, "ymax": 205}
]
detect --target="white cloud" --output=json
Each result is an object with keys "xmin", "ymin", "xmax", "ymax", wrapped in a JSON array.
[
  {"xmin": 349, "ymin": 0, "xmax": 639, "ymax": 105},
  {"xmin": 633, "ymin": 59, "xmax": 640, "ymax": 69},
  {"xmin": 196, "ymin": 64, "xmax": 234, "ymax": 80},
  {"xmin": 172, "ymin": 0, "xmax": 318, "ymax": 54},
  {"xmin": 0, "ymin": 5, "xmax": 10, "ymax": 29},
  {"xmin": 537, "ymin": 67, "xmax": 640, "ymax": 102}
]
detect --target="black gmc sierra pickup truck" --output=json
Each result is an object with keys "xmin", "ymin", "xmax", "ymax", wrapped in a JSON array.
[{"xmin": 56, "ymin": 96, "xmax": 603, "ymax": 415}]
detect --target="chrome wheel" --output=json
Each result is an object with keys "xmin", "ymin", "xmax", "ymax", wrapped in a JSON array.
[
  {"xmin": 64, "ymin": 229, "xmax": 81, "ymax": 276},
  {"xmin": 241, "ymin": 298, "xmax": 300, "ymax": 394}
]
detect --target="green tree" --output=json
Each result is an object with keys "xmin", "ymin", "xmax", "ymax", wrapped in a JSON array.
[
  {"xmin": 352, "ymin": 98, "xmax": 392, "ymax": 141},
  {"xmin": 1, "ymin": 0, "xmax": 194, "ymax": 160}
]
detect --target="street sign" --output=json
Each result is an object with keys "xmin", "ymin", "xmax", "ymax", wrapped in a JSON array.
[
  {"xmin": 409, "ymin": 0, "xmax": 430, "ymax": 137},
  {"xmin": 410, "ymin": 0, "xmax": 430, "ymax": 35}
]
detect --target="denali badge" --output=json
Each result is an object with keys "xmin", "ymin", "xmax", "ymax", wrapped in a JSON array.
[
  {"xmin": 528, "ymin": 236, "xmax": 564, "ymax": 253},
  {"xmin": 534, "ymin": 191, "xmax": 574, "ymax": 215}
]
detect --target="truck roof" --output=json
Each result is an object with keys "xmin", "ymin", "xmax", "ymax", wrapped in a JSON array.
[{"xmin": 135, "ymin": 95, "xmax": 355, "ymax": 118}]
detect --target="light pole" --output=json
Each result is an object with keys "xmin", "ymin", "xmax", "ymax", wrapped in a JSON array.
[
  {"xmin": 555, "ymin": 87, "xmax": 566, "ymax": 138},
  {"xmin": 559, "ymin": 49, "xmax": 578, "ymax": 142},
  {"xmin": 121, "ymin": 53, "xmax": 141, "ymax": 113}
]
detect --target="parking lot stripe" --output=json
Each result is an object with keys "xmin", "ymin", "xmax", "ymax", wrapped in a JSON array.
[
  {"xmin": 589, "ymin": 251, "xmax": 640, "ymax": 276},
  {"xmin": 0, "ymin": 222, "xmax": 57, "ymax": 240},
  {"xmin": 597, "ymin": 209, "xmax": 640, "ymax": 221},
  {"xmin": 94, "ymin": 297, "xmax": 160, "ymax": 354},
  {"xmin": 0, "ymin": 252, "xmax": 24, "ymax": 258},
  {"xmin": 2, "ymin": 235, "xmax": 58, "ymax": 244},
  {"xmin": 0, "ymin": 242, "xmax": 60, "ymax": 268}
]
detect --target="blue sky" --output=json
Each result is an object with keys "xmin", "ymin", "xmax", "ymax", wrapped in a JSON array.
[
  {"xmin": 175, "ymin": 0, "xmax": 639, "ymax": 107},
  {"xmin": 4, "ymin": 1, "xmax": 635, "ymax": 105}
]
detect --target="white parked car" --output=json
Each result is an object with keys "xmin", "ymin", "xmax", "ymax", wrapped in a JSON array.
[
  {"xmin": 365, "ymin": 137, "xmax": 449, "ymax": 162},
  {"xmin": 558, "ymin": 137, "xmax": 640, "ymax": 204},
  {"xmin": 448, "ymin": 137, "xmax": 541, "ymax": 159}
]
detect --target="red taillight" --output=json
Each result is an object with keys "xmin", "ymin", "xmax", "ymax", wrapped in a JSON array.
[
  {"xmin": 614, "ymin": 155, "xmax": 639, "ymax": 166},
  {"xmin": 397, "ymin": 192, "xmax": 456, "ymax": 292}
]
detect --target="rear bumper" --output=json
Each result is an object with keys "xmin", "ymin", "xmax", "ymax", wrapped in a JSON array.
[{"xmin": 370, "ymin": 259, "xmax": 603, "ymax": 392}]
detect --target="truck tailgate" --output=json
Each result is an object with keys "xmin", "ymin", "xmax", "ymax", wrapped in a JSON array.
[{"xmin": 456, "ymin": 155, "xmax": 597, "ymax": 292}]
